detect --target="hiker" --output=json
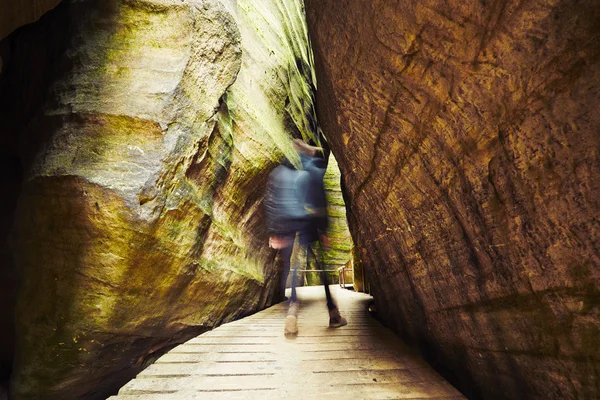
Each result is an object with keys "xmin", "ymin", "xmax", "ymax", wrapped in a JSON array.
[
  {"xmin": 264, "ymin": 157, "xmax": 308, "ymax": 303},
  {"xmin": 283, "ymin": 139, "xmax": 347, "ymax": 334}
]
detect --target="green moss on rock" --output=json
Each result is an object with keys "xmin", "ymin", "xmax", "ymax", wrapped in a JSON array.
[
  {"xmin": 10, "ymin": 0, "xmax": 321, "ymax": 398},
  {"xmin": 322, "ymin": 153, "xmax": 353, "ymax": 274}
]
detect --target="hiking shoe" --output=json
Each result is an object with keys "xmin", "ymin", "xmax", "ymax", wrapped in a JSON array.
[
  {"xmin": 329, "ymin": 308, "xmax": 347, "ymax": 328},
  {"xmin": 285, "ymin": 301, "xmax": 300, "ymax": 335},
  {"xmin": 285, "ymin": 315, "xmax": 298, "ymax": 335}
]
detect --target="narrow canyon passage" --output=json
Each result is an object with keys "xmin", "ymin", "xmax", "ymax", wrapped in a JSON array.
[{"xmin": 0, "ymin": 0, "xmax": 598, "ymax": 399}]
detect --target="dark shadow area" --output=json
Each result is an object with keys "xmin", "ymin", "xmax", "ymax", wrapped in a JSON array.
[
  {"xmin": 0, "ymin": 1, "xmax": 127, "ymax": 397},
  {"xmin": 0, "ymin": 0, "xmax": 74, "ymax": 392}
]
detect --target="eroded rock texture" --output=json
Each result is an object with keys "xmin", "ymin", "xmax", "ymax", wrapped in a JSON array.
[
  {"xmin": 2, "ymin": 0, "xmax": 318, "ymax": 398},
  {"xmin": 305, "ymin": 0, "xmax": 600, "ymax": 398}
]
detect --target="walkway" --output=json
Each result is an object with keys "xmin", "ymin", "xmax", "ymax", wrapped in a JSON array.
[{"xmin": 109, "ymin": 286, "xmax": 465, "ymax": 399}]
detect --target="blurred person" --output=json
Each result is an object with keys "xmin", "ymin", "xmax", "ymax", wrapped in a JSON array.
[
  {"xmin": 264, "ymin": 157, "xmax": 307, "ymax": 303},
  {"xmin": 283, "ymin": 139, "xmax": 347, "ymax": 334}
]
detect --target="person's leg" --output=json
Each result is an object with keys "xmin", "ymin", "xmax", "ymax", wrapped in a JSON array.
[
  {"xmin": 285, "ymin": 238, "xmax": 300, "ymax": 335},
  {"xmin": 311, "ymin": 242, "xmax": 347, "ymax": 328},
  {"xmin": 307, "ymin": 244, "xmax": 336, "ymax": 310},
  {"xmin": 290, "ymin": 264, "xmax": 298, "ymax": 303},
  {"xmin": 289, "ymin": 238, "xmax": 301, "ymax": 303},
  {"xmin": 321, "ymin": 268, "xmax": 336, "ymax": 311},
  {"xmin": 279, "ymin": 243, "xmax": 293, "ymax": 301}
]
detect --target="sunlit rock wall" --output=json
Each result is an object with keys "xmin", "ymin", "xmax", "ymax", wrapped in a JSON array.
[
  {"xmin": 5, "ymin": 0, "xmax": 317, "ymax": 398},
  {"xmin": 303, "ymin": 153, "xmax": 353, "ymax": 286},
  {"xmin": 323, "ymin": 154, "xmax": 353, "ymax": 271},
  {"xmin": 305, "ymin": 0, "xmax": 600, "ymax": 399}
]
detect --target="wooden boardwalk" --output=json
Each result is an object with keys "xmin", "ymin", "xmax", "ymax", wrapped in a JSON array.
[{"xmin": 109, "ymin": 286, "xmax": 465, "ymax": 399}]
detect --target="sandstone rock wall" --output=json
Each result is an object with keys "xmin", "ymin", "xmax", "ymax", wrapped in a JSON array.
[
  {"xmin": 305, "ymin": 0, "xmax": 600, "ymax": 398},
  {"xmin": 304, "ymin": 152, "xmax": 353, "ymax": 286},
  {"xmin": 2, "ymin": 0, "xmax": 318, "ymax": 398},
  {"xmin": 323, "ymin": 153, "xmax": 353, "ymax": 272}
]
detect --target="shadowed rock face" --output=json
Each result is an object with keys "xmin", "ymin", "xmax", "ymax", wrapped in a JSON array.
[
  {"xmin": 0, "ymin": 0, "xmax": 62, "ymax": 386},
  {"xmin": 2, "ymin": 0, "xmax": 318, "ymax": 398},
  {"xmin": 0, "ymin": 0, "xmax": 61, "ymax": 41},
  {"xmin": 304, "ymin": 0, "xmax": 600, "ymax": 398}
]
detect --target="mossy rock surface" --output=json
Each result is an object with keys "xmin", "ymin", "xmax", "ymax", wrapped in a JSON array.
[
  {"xmin": 322, "ymin": 153, "xmax": 353, "ymax": 275},
  {"xmin": 9, "ymin": 0, "xmax": 319, "ymax": 398}
]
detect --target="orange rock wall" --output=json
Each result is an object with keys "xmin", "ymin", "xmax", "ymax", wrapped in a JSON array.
[{"xmin": 305, "ymin": 1, "xmax": 600, "ymax": 398}]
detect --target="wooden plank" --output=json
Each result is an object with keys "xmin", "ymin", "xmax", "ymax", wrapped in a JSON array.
[
  {"xmin": 120, "ymin": 377, "xmax": 460, "ymax": 398},
  {"xmin": 185, "ymin": 337, "xmax": 274, "ymax": 344},
  {"xmin": 185, "ymin": 333, "xmax": 397, "ymax": 345},
  {"xmin": 299, "ymin": 349, "xmax": 416, "ymax": 361},
  {"xmin": 169, "ymin": 344, "xmax": 274, "ymax": 353},
  {"xmin": 156, "ymin": 352, "xmax": 277, "ymax": 363},
  {"xmin": 121, "ymin": 371, "xmax": 455, "ymax": 392},
  {"xmin": 139, "ymin": 361, "xmax": 282, "ymax": 377},
  {"xmin": 140, "ymin": 357, "xmax": 429, "ymax": 377},
  {"xmin": 119, "ymin": 375, "xmax": 277, "ymax": 393},
  {"xmin": 111, "ymin": 394, "xmax": 465, "ymax": 400},
  {"xmin": 210, "ymin": 326, "xmax": 387, "ymax": 335},
  {"xmin": 111, "ymin": 392, "xmax": 464, "ymax": 400}
]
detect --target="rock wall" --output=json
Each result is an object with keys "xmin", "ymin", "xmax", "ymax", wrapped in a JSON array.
[
  {"xmin": 323, "ymin": 153, "xmax": 353, "ymax": 272},
  {"xmin": 305, "ymin": 0, "xmax": 600, "ymax": 399},
  {"xmin": 2, "ymin": 0, "xmax": 318, "ymax": 398},
  {"xmin": 304, "ymin": 152, "xmax": 353, "ymax": 286}
]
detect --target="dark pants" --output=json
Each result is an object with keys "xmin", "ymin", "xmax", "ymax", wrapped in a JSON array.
[
  {"xmin": 279, "ymin": 241, "xmax": 294, "ymax": 301},
  {"xmin": 289, "ymin": 242, "xmax": 336, "ymax": 311}
]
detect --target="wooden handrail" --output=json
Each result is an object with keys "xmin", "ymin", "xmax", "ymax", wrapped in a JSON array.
[{"xmin": 337, "ymin": 260, "xmax": 353, "ymax": 288}]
